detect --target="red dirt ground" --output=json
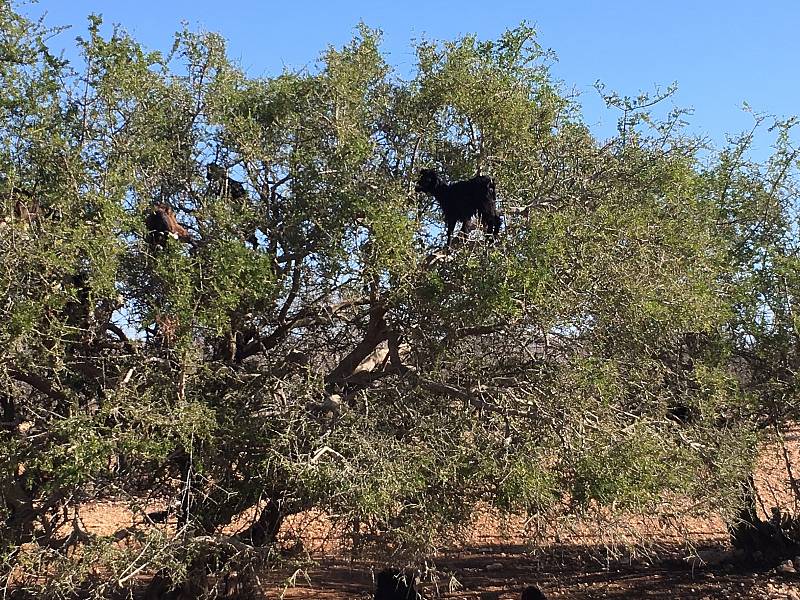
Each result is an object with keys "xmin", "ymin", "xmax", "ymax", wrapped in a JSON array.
[{"xmin": 65, "ymin": 428, "xmax": 800, "ymax": 598}]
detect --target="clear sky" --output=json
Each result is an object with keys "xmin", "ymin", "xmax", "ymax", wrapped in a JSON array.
[{"xmin": 25, "ymin": 1, "xmax": 800, "ymax": 154}]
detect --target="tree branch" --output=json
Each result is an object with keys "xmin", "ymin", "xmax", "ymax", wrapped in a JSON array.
[
  {"xmin": 7, "ymin": 366, "xmax": 70, "ymax": 404},
  {"xmin": 325, "ymin": 303, "xmax": 388, "ymax": 388}
]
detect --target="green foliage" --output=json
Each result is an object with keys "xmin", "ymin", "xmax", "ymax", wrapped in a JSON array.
[
  {"xmin": 1, "ymin": 2, "xmax": 798, "ymax": 597},
  {"xmin": 569, "ymin": 424, "xmax": 698, "ymax": 508},
  {"xmin": 495, "ymin": 451, "xmax": 560, "ymax": 514}
]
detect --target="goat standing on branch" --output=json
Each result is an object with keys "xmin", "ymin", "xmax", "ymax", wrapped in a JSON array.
[
  {"xmin": 415, "ymin": 168, "xmax": 502, "ymax": 246},
  {"xmin": 206, "ymin": 163, "xmax": 247, "ymax": 200},
  {"xmin": 5, "ymin": 187, "xmax": 59, "ymax": 228},
  {"xmin": 206, "ymin": 162, "xmax": 260, "ymax": 248},
  {"xmin": 12, "ymin": 188, "xmax": 41, "ymax": 225}
]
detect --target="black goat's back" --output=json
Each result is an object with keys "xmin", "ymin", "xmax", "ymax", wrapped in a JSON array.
[
  {"xmin": 415, "ymin": 169, "xmax": 502, "ymax": 242},
  {"xmin": 520, "ymin": 585, "xmax": 548, "ymax": 600},
  {"xmin": 374, "ymin": 568, "xmax": 421, "ymax": 600},
  {"xmin": 471, "ymin": 175, "xmax": 496, "ymax": 196},
  {"xmin": 439, "ymin": 176, "xmax": 496, "ymax": 222}
]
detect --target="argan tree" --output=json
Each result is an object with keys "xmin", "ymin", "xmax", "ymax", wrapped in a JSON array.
[{"xmin": 1, "ymin": 2, "xmax": 798, "ymax": 597}]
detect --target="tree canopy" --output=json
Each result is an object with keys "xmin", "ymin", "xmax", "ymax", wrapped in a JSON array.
[{"xmin": 1, "ymin": 3, "xmax": 799, "ymax": 597}]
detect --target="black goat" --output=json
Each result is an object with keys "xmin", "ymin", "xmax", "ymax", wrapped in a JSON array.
[
  {"xmin": 206, "ymin": 163, "xmax": 247, "ymax": 200},
  {"xmin": 415, "ymin": 168, "xmax": 501, "ymax": 246},
  {"xmin": 374, "ymin": 568, "xmax": 421, "ymax": 600},
  {"xmin": 206, "ymin": 163, "xmax": 261, "ymax": 249},
  {"xmin": 521, "ymin": 586, "xmax": 548, "ymax": 600}
]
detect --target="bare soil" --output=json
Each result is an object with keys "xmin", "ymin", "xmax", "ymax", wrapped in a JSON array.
[
  {"xmin": 258, "ymin": 546, "xmax": 800, "ymax": 599},
  {"xmin": 69, "ymin": 429, "xmax": 800, "ymax": 599}
]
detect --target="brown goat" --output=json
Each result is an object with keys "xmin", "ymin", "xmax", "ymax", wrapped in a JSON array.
[{"xmin": 145, "ymin": 203, "xmax": 192, "ymax": 248}]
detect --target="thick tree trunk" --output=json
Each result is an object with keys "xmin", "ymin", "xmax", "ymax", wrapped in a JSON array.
[{"xmin": 1, "ymin": 478, "xmax": 36, "ymax": 546}]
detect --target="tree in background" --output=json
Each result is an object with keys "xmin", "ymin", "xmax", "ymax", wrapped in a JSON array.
[{"xmin": 1, "ymin": 2, "xmax": 798, "ymax": 597}]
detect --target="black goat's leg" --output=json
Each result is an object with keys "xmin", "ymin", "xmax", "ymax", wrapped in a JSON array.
[
  {"xmin": 462, "ymin": 218, "xmax": 475, "ymax": 235},
  {"xmin": 480, "ymin": 213, "xmax": 500, "ymax": 238},
  {"xmin": 446, "ymin": 220, "xmax": 456, "ymax": 246}
]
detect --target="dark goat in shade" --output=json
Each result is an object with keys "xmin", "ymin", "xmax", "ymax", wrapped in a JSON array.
[
  {"xmin": 206, "ymin": 163, "xmax": 247, "ymax": 200},
  {"xmin": 374, "ymin": 568, "xmax": 422, "ymax": 600},
  {"xmin": 521, "ymin": 586, "xmax": 548, "ymax": 600},
  {"xmin": 8, "ymin": 187, "xmax": 60, "ymax": 225},
  {"xmin": 11, "ymin": 187, "xmax": 40, "ymax": 224},
  {"xmin": 206, "ymin": 163, "xmax": 260, "ymax": 249},
  {"xmin": 415, "ymin": 168, "xmax": 501, "ymax": 246}
]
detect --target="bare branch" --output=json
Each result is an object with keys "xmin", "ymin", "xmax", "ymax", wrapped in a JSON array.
[
  {"xmin": 7, "ymin": 367, "xmax": 70, "ymax": 404},
  {"xmin": 325, "ymin": 304, "xmax": 388, "ymax": 387}
]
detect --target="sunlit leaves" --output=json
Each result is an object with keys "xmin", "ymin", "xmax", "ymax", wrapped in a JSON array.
[{"xmin": 1, "ymin": 3, "xmax": 799, "ymax": 591}]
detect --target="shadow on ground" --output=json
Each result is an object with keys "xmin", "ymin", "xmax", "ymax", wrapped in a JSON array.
[{"xmin": 260, "ymin": 542, "xmax": 800, "ymax": 599}]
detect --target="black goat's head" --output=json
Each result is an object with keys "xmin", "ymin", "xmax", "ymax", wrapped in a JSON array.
[
  {"xmin": 206, "ymin": 163, "xmax": 226, "ymax": 182},
  {"xmin": 415, "ymin": 169, "xmax": 442, "ymax": 195}
]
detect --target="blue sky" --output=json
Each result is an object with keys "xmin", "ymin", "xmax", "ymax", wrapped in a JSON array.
[{"xmin": 27, "ymin": 1, "xmax": 800, "ymax": 154}]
